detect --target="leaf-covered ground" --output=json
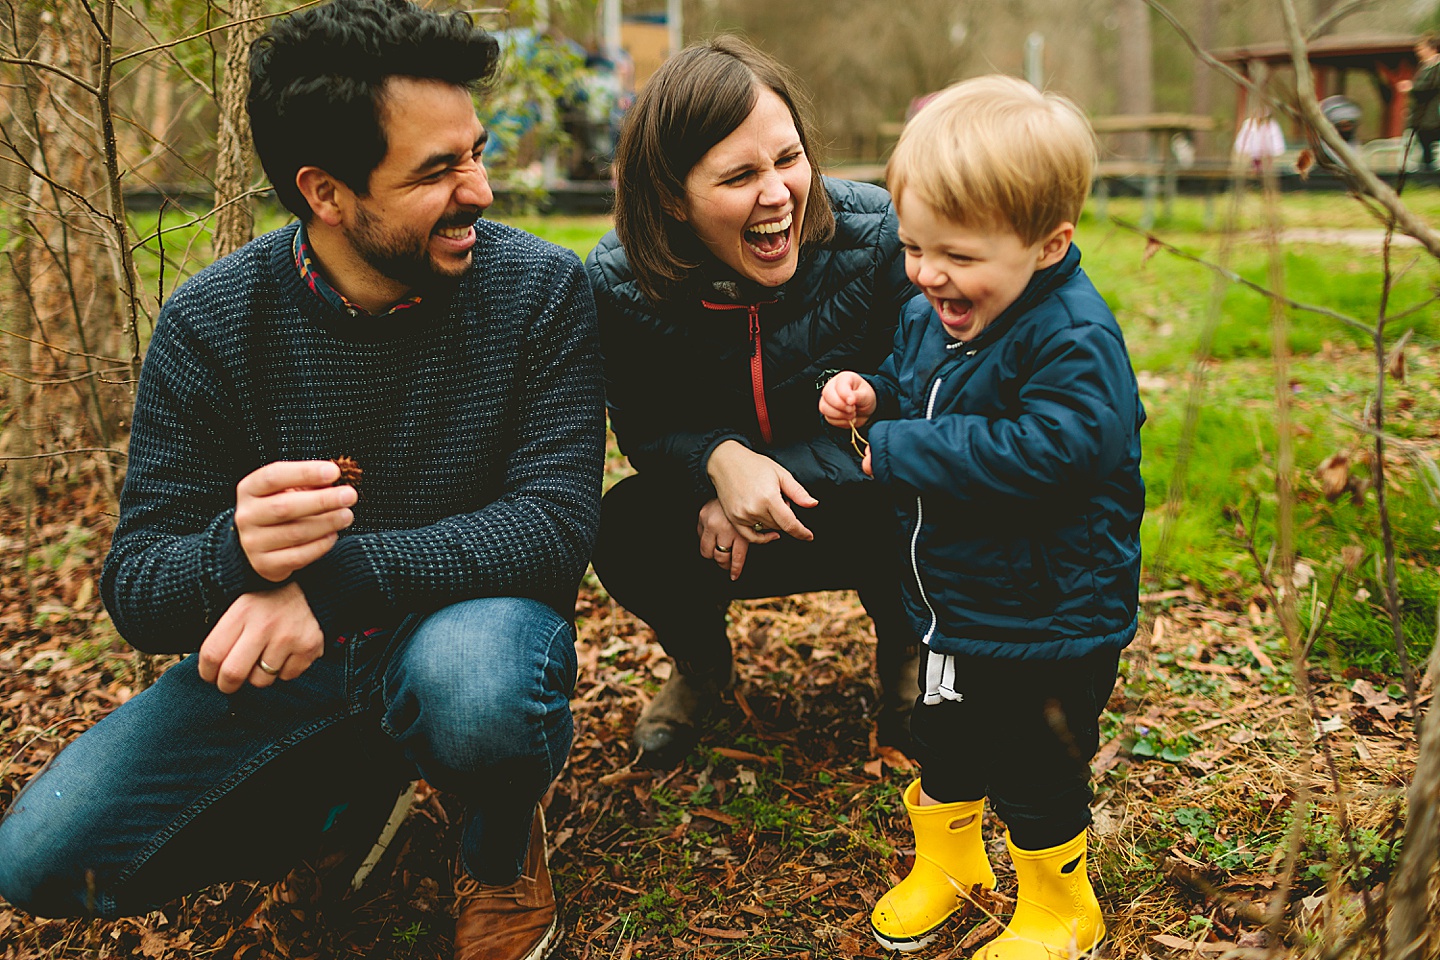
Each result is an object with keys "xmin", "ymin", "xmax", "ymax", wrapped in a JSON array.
[{"xmin": 0, "ymin": 477, "xmax": 1427, "ymax": 959}]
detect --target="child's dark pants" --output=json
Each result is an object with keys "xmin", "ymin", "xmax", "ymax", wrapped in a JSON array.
[{"xmin": 910, "ymin": 646, "xmax": 1121, "ymax": 850}]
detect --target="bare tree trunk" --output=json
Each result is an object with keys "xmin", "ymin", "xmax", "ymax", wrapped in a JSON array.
[
  {"xmin": 1115, "ymin": 0, "xmax": 1154, "ymax": 158},
  {"xmin": 150, "ymin": 54, "xmax": 175, "ymax": 186},
  {"xmin": 212, "ymin": 0, "xmax": 263, "ymax": 259},
  {"xmin": 2, "ymin": 1, "xmax": 42, "ymax": 614}
]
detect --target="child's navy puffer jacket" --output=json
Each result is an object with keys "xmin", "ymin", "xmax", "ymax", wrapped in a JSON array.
[{"xmin": 865, "ymin": 243, "xmax": 1144, "ymax": 661}]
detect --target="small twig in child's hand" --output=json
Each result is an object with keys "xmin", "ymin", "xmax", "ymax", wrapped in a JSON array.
[{"xmin": 849, "ymin": 420, "xmax": 868, "ymax": 459}]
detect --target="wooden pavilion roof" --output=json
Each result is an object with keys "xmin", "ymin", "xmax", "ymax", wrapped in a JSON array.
[{"xmin": 1213, "ymin": 34, "xmax": 1417, "ymax": 71}]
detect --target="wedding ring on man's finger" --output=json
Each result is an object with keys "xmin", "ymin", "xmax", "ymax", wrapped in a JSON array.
[
  {"xmin": 257, "ymin": 658, "xmax": 282, "ymax": 676},
  {"xmin": 714, "ymin": 544, "xmax": 731, "ymax": 553}
]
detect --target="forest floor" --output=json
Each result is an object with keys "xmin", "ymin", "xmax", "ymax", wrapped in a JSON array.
[{"xmin": 0, "ymin": 474, "xmax": 1426, "ymax": 959}]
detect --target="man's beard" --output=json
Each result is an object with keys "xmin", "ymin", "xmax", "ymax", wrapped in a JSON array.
[{"xmin": 347, "ymin": 203, "xmax": 475, "ymax": 294}]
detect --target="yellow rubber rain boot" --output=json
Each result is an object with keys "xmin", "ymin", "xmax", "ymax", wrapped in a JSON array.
[
  {"xmin": 871, "ymin": 779, "xmax": 996, "ymax": 952},
  {"xmin": 975, "ymin": 830, "xmax": 1104, "ymax": 959}
]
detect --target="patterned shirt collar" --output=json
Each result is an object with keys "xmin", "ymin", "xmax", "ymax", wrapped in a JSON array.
[{"xmin": 293, "ymin": 222, "xmax": 424, "ymax": 318}]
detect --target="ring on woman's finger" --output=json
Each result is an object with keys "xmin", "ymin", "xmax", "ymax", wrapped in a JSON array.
[
  {"xmin": 257, "ymin": 658, "xmax": 283, "ymax": 676},
  {"xmin": 714, "ymin": 544, "xmax": 731, "ymax": 553},
  {"xmin": 753, "ymin": 521, "xmax": 767, "ymax": 534}
]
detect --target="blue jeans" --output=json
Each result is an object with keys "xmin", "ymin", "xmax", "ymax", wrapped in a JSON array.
[{"xmin": 0, "ymin": 597, "xmax": 576, "ymax": 918}]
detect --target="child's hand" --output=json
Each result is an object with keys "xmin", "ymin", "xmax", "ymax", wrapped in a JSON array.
[
  {"xmin": 861, "ymin": 446, "xmax": 872, "ymax": 477},
  {"xmin": 819, "ymin": 372, "xmax": 877, "ymax": 429}
]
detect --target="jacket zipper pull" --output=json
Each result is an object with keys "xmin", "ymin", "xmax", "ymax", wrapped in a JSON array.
[{"xmin": 747, "ymin": 304, "xmax": 773, "ymax": 444}]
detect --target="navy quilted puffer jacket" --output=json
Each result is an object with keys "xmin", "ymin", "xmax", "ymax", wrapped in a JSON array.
[
  {"xmin": 866, "ymin": 243, "xmax": 1145, "ymax": 661},
  {"xmin": 586, "ymin": 177, "xmax": 913, "ymax": 499}
]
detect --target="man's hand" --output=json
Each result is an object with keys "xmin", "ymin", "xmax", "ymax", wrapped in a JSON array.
[
  {"xmin": 697, "ymin": 498, "xmax": 753, "ymax": 581},
  {"xmin": 236, "ymin": 460, "xmax": 357, "ymax": 582},
  {"xmin": 198, "ymin": 582, "xmax": 324, "ymax": 694},
  {"xmin": 705, "ymin": 441, "xmax": 818, "ymax": 542},
  {"xmin": 819, "ymin": 371, "xmax": 877, "ymax": 430}
]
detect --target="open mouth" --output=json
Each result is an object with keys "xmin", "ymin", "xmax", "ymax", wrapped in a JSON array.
[
  {"xmin": 434, "ymin": 223, "xmax": 474, "ymax": 241},
  {"xmin": 743, "ymin": 212, "xmax": 792, "ymax": 260},
  {"xmin": 935, "ymin": 297, "xmax": 976, "ymax": 328}
]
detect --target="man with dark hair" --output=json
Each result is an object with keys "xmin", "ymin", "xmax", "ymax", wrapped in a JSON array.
[{"xmin": 0, "ymin": 2, "xmax": 603, "ymax": 958}]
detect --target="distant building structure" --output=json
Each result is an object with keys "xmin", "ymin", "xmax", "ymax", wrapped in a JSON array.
[{"xmin": 1215, "ymin": 34, "xmax": 1419, "ymax": 140}]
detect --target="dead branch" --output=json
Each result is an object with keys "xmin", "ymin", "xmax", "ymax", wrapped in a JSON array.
[
  {"xmin": 0, "ymin": 154, "xmax": 111, "ymax": 225},
  {"xmin": 1143, "ymin": 0, "xmax": 1301, "ymax": 126},
  {"xmin": 0, "ymin": 366, "xmax": 129, "ymax": 385},
  {"xmin": 114, "ymin": 3, "xmax": 214, "ymax": 98},
  {"xmin": 1369, "ymin": 215, "xmax": 1420, "ymax": 717},
  {"xmin": 132, "ymin": 188, "xmax": 270, "ymax": 253},
  {"xmin": 0, "ymin": 325, "xmax": 125, "ymax": 365},
  {"xmin": 1110, "ymin": 218, "xmax": 1377, "ymax": 337},
  {"xmin": 1147, "ymin": 162, "xmax": 1246, "ymax": 587},
  {"xmin": 1306, "ymin": 0, "xmax": 1379, "ymax": 40},
  {"xmin": 0, "ymin": 447, "xmax": 126, "ymax": 461},
  {"xmin": 0, "ymin": 56, "xmax": 98, "ymax": 96},
  {"xmin": 112, "ymin": 0, "xmax": 323, "ymax": 66}
]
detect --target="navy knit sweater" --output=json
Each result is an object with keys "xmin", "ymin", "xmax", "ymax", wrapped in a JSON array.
[{"xmin": 101, "ymin": 220, "xmax": 605, "ymax": 654}]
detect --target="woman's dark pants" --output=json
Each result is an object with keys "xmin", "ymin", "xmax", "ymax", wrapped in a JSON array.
[{"xmin": 592, "ymin": 471, "xmax": 915, "ymax": 684}]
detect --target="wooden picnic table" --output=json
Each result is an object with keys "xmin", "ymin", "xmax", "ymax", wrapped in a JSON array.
[{"xmin": 1090, "ymin": 113, "xmax": 1217, "ymax": 227}]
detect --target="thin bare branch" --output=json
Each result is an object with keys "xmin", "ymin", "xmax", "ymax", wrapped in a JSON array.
[
  {"xmin": 1143, "ymin": 0, "xmax": 1301, "ymax": 125},
  {"xmin": 1110, "ymin": 218, "xmax": 1378, "ymax": 337},
  {"xmin": 114, "ymin": 2, "xmax": 215, "ymax": 98},
  {"xmin": 0, "ymin": 326, "xmax": 126, "ymax": 365},
  {"xmin": 0, "ymin": 367, "xmax": 131, "ymax": 385},
  {"xmin": 0, "ymin": 57, "xmax": 100, "ymax": 97},
  {"xmin": 113, "ymin": 0, "xmax": 324, "ymax": 66},
  {"xmin": 129, "ymin": 188, "xmax": 271, "ymax": 251},
  {"xmin": 75, "ymin": 0, "xmax": 109, "ymax": 44},
  {"xmin": 1307, "ymin": 0, "xmax": 1378, "ymax": 39},
  {"xmin": 0, "ymin": 155, "xmax": 111, "ymax": 225},
  {"xmin": 0, "ymin": 448, "xmax": 126, "ymax": 461},
  {"xmin": 1371, "ymin": 220, "xmax": 1419, "ymax": 717}
]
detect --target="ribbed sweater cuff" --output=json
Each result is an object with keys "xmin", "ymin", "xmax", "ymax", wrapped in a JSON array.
[
  {"xmin": 294, "ymin": 537, "xmax": 377, "ymax": 639},
  {"xmin": 210, "ymin": 511, "xmax": 280, "ymax": 598}
]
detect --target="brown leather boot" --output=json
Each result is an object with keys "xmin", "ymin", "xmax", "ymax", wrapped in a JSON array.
[
  {"xmin": 632, "ymin": 661, "xmax": 735, "ymax": 768},
  {"xmin": 453, "ymin": 806, "xmax": 561, "ymax": 960}
]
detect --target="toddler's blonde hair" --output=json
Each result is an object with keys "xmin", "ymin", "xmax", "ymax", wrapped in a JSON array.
[{"xmin": 887, "ymin": 75, "xmax": 1096, "ymax": 244}]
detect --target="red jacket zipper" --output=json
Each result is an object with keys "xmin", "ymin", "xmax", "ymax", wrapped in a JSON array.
[{"xmin": 702, "ymin": 299, "xmax": 776, "ymax": 444}]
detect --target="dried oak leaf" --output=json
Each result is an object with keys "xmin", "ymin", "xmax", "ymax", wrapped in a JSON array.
[
  {"xmin": 1142, "ymin": 235, "xmax": 1163, "ymax": 267},
  {"xmin": 1296, "ymin": 149, "xmax": 1315, "ymax": 180},
  {"xmin": 1387, "ymin": 345, "xmax": 1407, "ymax": 381},
  {"xmin": 1340, "ymin": 544, "xmax": 1365, "ymax": 572},
  {"xmin": 1315, "ymin": 453, "xmax": 1350, "ymax": 501}
]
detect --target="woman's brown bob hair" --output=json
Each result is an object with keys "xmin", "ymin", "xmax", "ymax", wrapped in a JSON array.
[{"xmin": 612, "ymin": 35, "xmax": 835, "ymax": 302}]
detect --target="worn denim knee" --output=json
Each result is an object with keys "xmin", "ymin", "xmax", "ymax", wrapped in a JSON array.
[
  {"xmin": 380, "ymin": 597, "xmax": 577, "ymax": 884},
  {"xmin": 382, "ymin": 596, "xmax": 576, "ymax": 783}
]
